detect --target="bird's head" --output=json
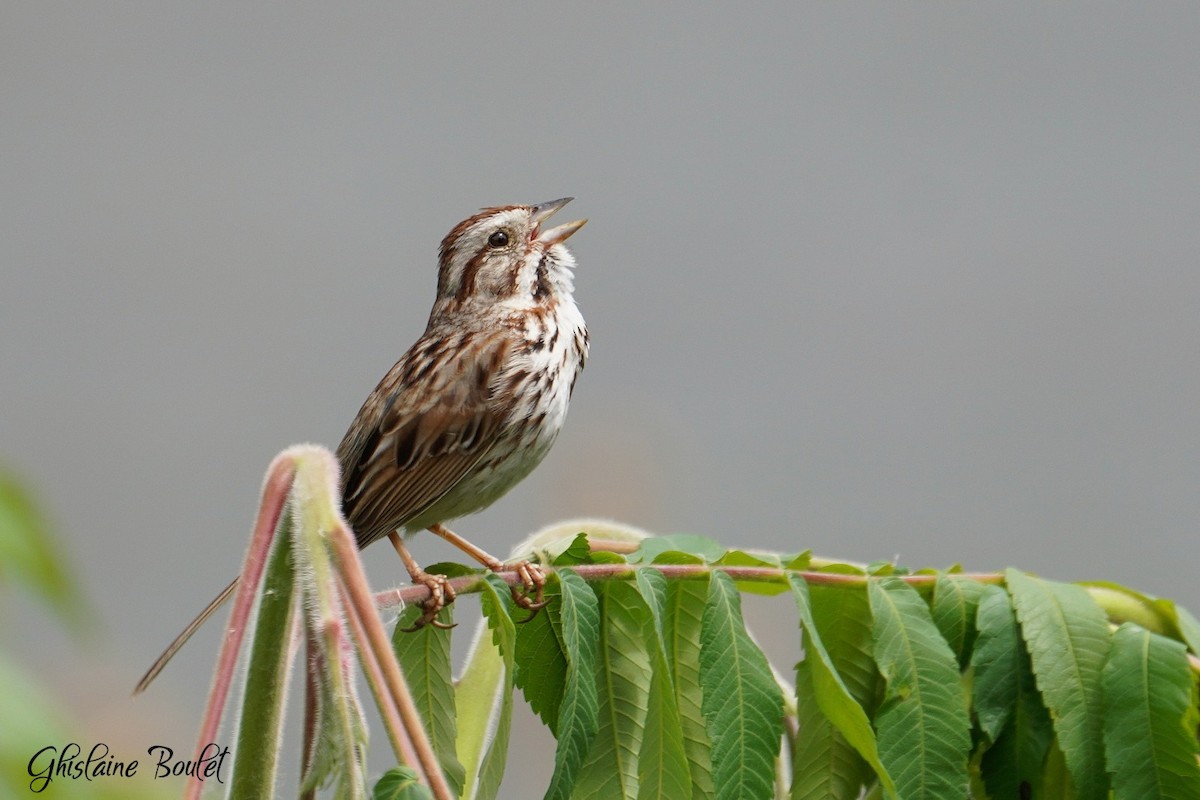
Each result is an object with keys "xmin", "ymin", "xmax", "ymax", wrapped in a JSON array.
[{"xmin": 433, "ymin": 198, "xmax": 586, "ymax": 315}]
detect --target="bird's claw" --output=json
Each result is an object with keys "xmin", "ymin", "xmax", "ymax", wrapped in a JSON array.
[
  {"xmin": 400, "ymin": 571, "xmax": 457, "ymax": 632},
  {"xmin": 507, "ymin": 560, "xmax": 548, "ymax": 622}
]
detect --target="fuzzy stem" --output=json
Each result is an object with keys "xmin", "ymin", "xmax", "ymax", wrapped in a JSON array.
[
  {"xmin": 329, "ymin": 519, "xmax": 455, "ymax": 800},
  {"xmin": 186, "ymin": 454, "xmax": 296, "ymax": 800},
  {"xmin": 338, "ymin": 581, "xmax": 422, "ymax": 774},
  {"xmin": 227, "ymin": 507, "xmax": 298, "ymax": 800}
]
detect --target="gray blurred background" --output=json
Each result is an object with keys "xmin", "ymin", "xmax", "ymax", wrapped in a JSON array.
[{"xmin": 4, "ymin": 2, "xmax": 1198, "ymax": 794}]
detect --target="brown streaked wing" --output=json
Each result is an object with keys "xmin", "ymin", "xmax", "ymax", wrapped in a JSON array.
[{"xmin": 337, "ymin": 330, "xmax": 512, "ymax": 549}]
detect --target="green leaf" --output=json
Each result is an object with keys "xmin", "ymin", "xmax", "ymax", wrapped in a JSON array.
[
  {"xmin": 651, "ymin": 550, "xmax": 708, "ymax": 566},
  {"xmin": 637, "ymin": 577, "xmax": 692, "ymax": 800},
  {"xmin": 1171, "ymin": 605, "xmax": 1200, "ymax": 656},
  {"xmin": 869, "ymin": 577, "xmax": 971, "ymax": 799},
  {"xmin": 790, "ymin": 575, "xmax": 895, "ymax": 798},
  {"xmin": 0, "ymin": 471, "xmax": 84, "ymax": 628},
  {"xmin": 513, "ymin": 578, "xmax": 569, "ymax": 732},
  {"xmin": 574, "ymin": 581, "xmax": 691, "ymax": 799},
  {"xmin": 930, "ymin": 574, "xmax": 987, "ymax": 667},
  {"xmin": 551, "ymin": 532, "xmax": 594, "ymax": 566},
  {"xmin": 1007, "ymin": 569, "xmax": 1111, "ymax": 800},
  {"xmin": 574, "ymin": 581, "xmax": 655, "ymax": 798},
  {"xmin": 713, "ymin": 549, "xmax": 778, "ymax": 568},
  {"xmin": 791, "ymin": 658, "xmax": 876, "ymax": 800},
  {"xmin": 1084, "ymin": 580, "xmax": 1179, "ymax": 636},
  {"xmin": 545, "ymin": 569, "xmax": 601, "ymax": 800},
  {"xmin": 664, "ymin": 577, "xmax": 716, "ymax": 799},
  {"xmin": 632, "ymin": 534, "xmax": 727, "ymax": 564},
  {"xmin": 782, "ymin": 550, "xmax": 813, "ymax": 571},
  {"xmin": 699, "ymin": 570, "xmax": 785, "ymax": 800},
  {"xmin": 392, "ymin": 605, "xmax": 464, "ymax": 795},
  {"xmin": 1040, "ymin": 740, "xmax": 1075, "ymax": 798},
  {"xmin": 807, "ymin": 567, "xmax": 879, "ymax": 709},
  {"xmin": 714, "ymin": 550, "xmax": 790, "ymax": 595},
  {"xmin": 373, "ymin": 766, "xmax": 434, "ymax": 800},
  {"xmin": 1103, "ymin": 623, "xmax": 1200, "ymax": 799},
  {"xmin": 458, "ymin": 575, "xmax": 516, "ymax": 800},
  {"xmin": 635, "ymin": 567, "xmax": 668, "ymax": 635},
  {"xmin": 972, "ymin": 586, "xmax": 1054, "ymax": 800},
  {"xmin": 792, "ymin": 568, "xmax": 883, "ymax": 798},
  {"xmin": 422, "ymin": 561, "xmax": 481, "ymax": 579},
  {"xmin": 971, "ymin": 586, "xmax": 1021, "ymax": 742}
]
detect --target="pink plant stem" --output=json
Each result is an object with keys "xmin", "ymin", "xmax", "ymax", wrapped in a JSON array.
[
  {"xmin": 329, "ymin": 522, "xmax": 455, "ymax": 800},
  {"xmin": 337, "ymin": 581, "xmax": 423, "ymax": 771},
  {"xmin": 185, "ymin": 454, "xmax": 296, "ymax": 800}
]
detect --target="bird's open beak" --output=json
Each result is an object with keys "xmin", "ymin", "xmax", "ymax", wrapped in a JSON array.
[{"xmin": 533, "ymin": 197, "xmax": 587, "ymax": 245}]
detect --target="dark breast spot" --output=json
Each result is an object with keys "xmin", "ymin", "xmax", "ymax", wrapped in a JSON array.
[
  {"xmin": 533, "ymin": 255, "xmax": 551, "ymax": 299},
  {"xmin": 507, "ymin": 368, "xmax": 529, "ymax": 393}
]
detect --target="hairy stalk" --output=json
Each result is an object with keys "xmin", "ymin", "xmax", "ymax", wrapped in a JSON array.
[{"xmin": 329, "ymin": 520, "xmax": 455, "ymax": 800}]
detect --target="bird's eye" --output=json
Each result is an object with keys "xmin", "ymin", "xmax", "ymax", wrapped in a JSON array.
[{"xmin": 488, "ymin": 230, "xmax": 509, "ymax": 248}]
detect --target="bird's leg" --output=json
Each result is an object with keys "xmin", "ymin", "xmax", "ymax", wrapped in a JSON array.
[
  {"xmin": 387, "ymin": 532, "xmax": 456, "ymax": 631},
  {"xmin": 426, "ymin": 523, "xmax": 549, "ymax": 618}
]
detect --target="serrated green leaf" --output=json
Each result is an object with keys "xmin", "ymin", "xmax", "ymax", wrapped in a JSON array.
[
  {"xmin": 869, "ymin": 577, "xmax": 971, "ymax": 799},
  {"xmin": 699, "ymin": 570, "xmax": 785, "ymax": 800},
  {"xmin": 973, "ymin": 586, "xmax": 1054, "ymax": 800},
  {"xmin": 637, "ymin": 576, "xmax": 692, "ymax": 800},
  {"xmin": 1103, "ymin": 623, "xmax": 1200, "ymax": 800},
  {"xmin": 552, "ymin": 532, "xmax": 594, "ymax": 566},
  {"xmin": 1007, "ymin": 569, "xmax": 1111, "ymax": 800},
  {"xmin": 715, "ymin": 550, "xmax": 790, "ymax": 595},
  {"xmin": 782, "ymin": 551, "xmax": 813, "ymax": 571},
  {"xmin": 513, "ymin": 578, "xmax": 569, "ymax": 732},
  {"xmin": 575, "ymin": 581, "xmax": 655, "ymax": 798},
  {"xmin": 573, "ymin": 580, "xmax": 691, "ymax": 799},
  {"xmin": 372, "ymin": 766, "xmax": 434, "ymax": 800},
  {"xmin": 545, "ymin": 569, "xmax": 601, "ymax": 800},
  {"xmin": 714, "ymin": 550, "xmax": 778, "ymax": 568},
  {"xmin": 633, "ymin": 534, "xmax": 727, "ymax": 564},
  {"xmin": 635, "ymin": 567, "xmax": 668, "ymax": 635},
  {"xmin": 971, "ymin": 586, "xmax": 1021, "ymax": 742},
  {"xmin": 791, "ymin": 658, "xmax": 875, "ymax": 800},
  {"xmin": 664, "ymin": 577, "xmax": 715, "ymax": 799},
  {"xmin": 422, "ymin": 561, "xmax": 481, "ymax": 579},
  {"xmin": 457, "ymin": 575, "xmax": 515, "ymax": 800},
  {"xmin": 651, "ymin": 550, "xmax": 708, "ymax": 566},
  {"xmin": 392, "ymin": 605, "xmax": 464, "ymax": 796},
  {"xmin": 808, "ymin": 567, "xmax": 878, "ymax": 709},
  {"xmin": 790, "ymin": 575, "xmax": 895, "ymax": 798},
  {"xmin": 1172, "ymin": 605, "xmax": 1200, "ymax": 656},
  {"xmin": 931, "ymin": 574, "xmax": 987, "ymax": 667}
]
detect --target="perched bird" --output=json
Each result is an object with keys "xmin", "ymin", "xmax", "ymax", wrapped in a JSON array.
[{"xmin": 135, "ymin": 198, "xmax": 588, "ymax": 693}]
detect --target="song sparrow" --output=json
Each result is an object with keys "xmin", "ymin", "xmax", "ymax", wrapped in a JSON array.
[{"xmin": 135, "ymin": 198, "xmax": 588, "ymax": 693}]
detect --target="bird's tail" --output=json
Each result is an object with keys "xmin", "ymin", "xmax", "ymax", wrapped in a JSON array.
[{"xmin": 132, "ymin": 576, "xmax": 240, "ymax": 695}]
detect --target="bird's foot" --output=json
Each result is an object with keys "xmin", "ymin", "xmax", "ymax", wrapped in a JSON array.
[
  {"xmin": 505, "ymin": 560, "xmax": 549, "ymax": 622},
  {"xmin": 400, "ymin": 570, "xmax": 458, "ymax": 632}
]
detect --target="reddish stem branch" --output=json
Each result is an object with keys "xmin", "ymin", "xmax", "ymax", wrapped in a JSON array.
[
  {"xmin": 329, "ymin": 521, "xmax": 455, "ymax": 800},
  {"xmin": 186, "ymin": 455, "xmax": 296, "ymax": 800},
  {"xmin": 336, "ymin": 581, "xmax": 422, "ymax": 775},
  {"xmin": 370, "ymin": 562, "xmax": 1200, "ymax": 676}
]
